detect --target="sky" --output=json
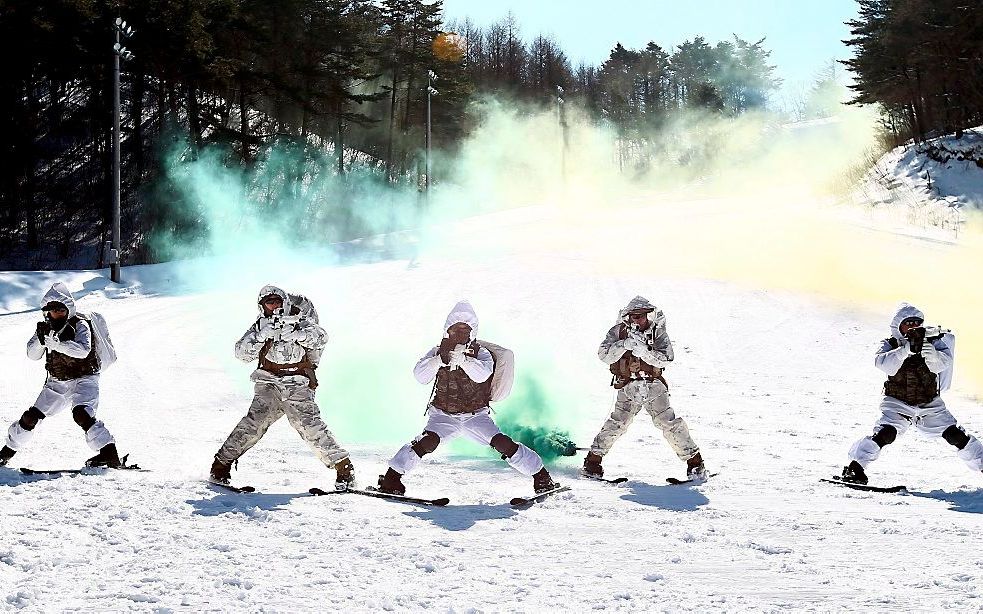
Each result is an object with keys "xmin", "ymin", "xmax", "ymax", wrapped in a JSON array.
[{"xmin": 441, "ymin": 0, "xmax": 861, "ymax": 105}]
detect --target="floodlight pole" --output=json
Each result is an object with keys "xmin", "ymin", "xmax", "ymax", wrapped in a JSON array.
[
  {"xmin": 557, "ymin": 85, "xmax": 567, "ymax": 182},
  {"xmin": 426, "ymin": 70, "xmax": 438, "ymax": 194},
  {"xmin": 111, "ymin": 24, "xmax": 121, "ymax": 282},
  {"xmin": 111, "ymin": 17, "xmax": 134, "ymax": 283}
]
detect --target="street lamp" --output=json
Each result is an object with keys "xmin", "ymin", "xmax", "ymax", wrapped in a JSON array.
[
  {"xmin": 110, "ymin": 17, "xmax": 134, "ymax": 283},
  {"xmin": 425, "ymin": 70, "xmax": 438, "ymax": 193}
]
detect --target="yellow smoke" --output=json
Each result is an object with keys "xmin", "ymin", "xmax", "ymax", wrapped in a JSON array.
[{"xmin": 419, "ymin": 99, "xmax": 983, "ymax": 398}]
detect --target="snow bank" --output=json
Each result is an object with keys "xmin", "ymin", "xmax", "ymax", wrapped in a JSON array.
[{"xmin": 859, "ymin": 126, "xmax": 983, "ymax": 233}]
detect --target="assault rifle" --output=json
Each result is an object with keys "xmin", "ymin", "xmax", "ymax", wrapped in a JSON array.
[
  {"xmin": 260, "ymin": 310, "xmax": 303, "ymax": 341},
  {"xmin": 905, "ymin": 325, "xmax": 950, "ymax": 354}
]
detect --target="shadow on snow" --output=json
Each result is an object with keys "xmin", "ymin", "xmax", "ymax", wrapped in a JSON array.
[
  {"xmin": 621, "ymin": 480, "xmax": 709, "ymax": 511},
  {"xmin": 907, "ymin": 487, "xmax": 983, "ymax": 514},
  {"xmin": 0, "ymin": 468, "xmax": 73, "ymax": 487},
  {"xmin": 402, "ymin": 504, "xmax": 519, "ymax": 531},
  {"xmin": 187, "ymin": 489, "xmax": 308, "ymax": 517}
]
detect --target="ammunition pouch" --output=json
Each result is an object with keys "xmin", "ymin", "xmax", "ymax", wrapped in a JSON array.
[
  {"xmin": 258, "ymin": 340, "xmax": 318, "ymax": 389},
  {"xmin": 609, "ymin": 353, "xmax": 663, "ymax": 389}
]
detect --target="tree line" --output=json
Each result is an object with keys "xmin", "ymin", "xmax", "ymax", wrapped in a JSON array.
[
  {"xmin": 0, "ymin": 0, "xmax": 781, "ymax": 269},
  {"xmin": 844, "ymin": 0, "xmax": 983, "ymax": 143}
]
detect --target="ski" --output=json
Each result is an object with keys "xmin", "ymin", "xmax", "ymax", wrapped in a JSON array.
[
  {"xmin": 820, "ymin": 477, "xmax": 906, "ymax": 493},
  {"xmin": 20, "ymin": 460, "xmax": 146, "ymax": 476},
  {"xmin": 309, "ymin": 486, "xmax": 449, "ymax": 507},
  {"xmin": 20, "ymin": 467, "xmax": 86, "ymax": 475},
  {"xmin": 207, "ymin": 479, "xmax": 257, "ymax": 494},
  {"xmin": 510, "ymin": 484, "xmax": 570, "ymax": 507},
  {"xmin": 666, "ymin": 472, "xmax": 719, "ymax": 485},
  {"xmin": 583, "ymin": 475, "xmax": 629, "ymax": 484}
]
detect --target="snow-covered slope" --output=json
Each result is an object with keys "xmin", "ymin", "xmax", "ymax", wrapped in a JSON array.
[
  {"xmin": 2, "ymin": 212, "xmax": 983, "ymax": 611},
  {"xmin": 860, "ymin": 126, "xmax": 983, "ymax": 233}
]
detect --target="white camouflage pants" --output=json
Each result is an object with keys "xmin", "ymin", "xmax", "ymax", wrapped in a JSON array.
[
  {"xmin": 389, "ymin": 407, "xmax": 545, "ymax": 476},
  {"xmin": 589, "ymin": 379, "xmax": 699, "ymax": 461},
  {"xmin": 849, "ymin": 395, "xmax": 983, "ymax": 471},
  {"xmin": 6, "ymin": 374, "xmax": 114, "ymax": 452},
  {"xmin": 215, "ymin": 379, "xmax": 349, "ymax": 468}
]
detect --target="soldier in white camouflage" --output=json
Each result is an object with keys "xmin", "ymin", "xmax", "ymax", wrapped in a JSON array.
[
  {"xmin": 377, "ymin": 300, "xmax": 556, "ymax": 496},
  {"xmin": 0, "ymin": 283, "xmax": 119, "ymax": 468},
  {"xmin": 209, "ymin": 285, "xmax": 355, "ymax": 490},
  {"xmin": 583, "ymin": 296, "xmax": 706, "ymax": 480}
]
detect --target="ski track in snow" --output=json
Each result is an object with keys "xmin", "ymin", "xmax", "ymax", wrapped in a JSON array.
[{"xmin": 2, "ymin": 253, "xmax": 983, "ymax": 612}]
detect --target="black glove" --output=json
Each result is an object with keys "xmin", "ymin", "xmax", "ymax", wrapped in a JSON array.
[
  {"xmin": 905, "ymin": 326, "xmax": 926, "ymax": 354},
  {"xmin": 36, "ymin": 321, "xmax": 51, "ymax": 344},
  {"xmin": 438, "ymin": 338, "xmax": 456, "ymax": 365}
]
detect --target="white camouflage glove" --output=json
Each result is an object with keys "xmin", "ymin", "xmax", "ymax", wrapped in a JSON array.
[
  {"xmin": 637, "ymin": 349, "xmax": 666, "ymax": 368},
  {"xmin": 256, "ymin": 318, "xmax": 277, "ymax": 341},
  {"xmin": 448, "ymin": 345, "xmax": 467, "ymax": 368},
  {"xmin": 44, "ymin": 331, "xmax": 62, "ymax": 349},
  {"xmin": 623, "ymin": 337, "xmax": 646, "ymax": 352},
  {"xmin": 921, "ymin": 343, "xmax": 944, "ymax": 371},
  {"xmin": 280, "ymin": 326, "xmax": 307, "ymax": 343}
]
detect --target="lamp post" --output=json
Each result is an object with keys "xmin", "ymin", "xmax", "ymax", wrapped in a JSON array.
[
  {"xmin": 556, "ymin": 85, "xmax": 567, "ymax": 182},
  {"xmin": 425, "ymin": 70, "xmax": 438, "ymax": 194},
  {"xmin": 111, "ymin": 17, "xmax": 134, "ymax": 283}
]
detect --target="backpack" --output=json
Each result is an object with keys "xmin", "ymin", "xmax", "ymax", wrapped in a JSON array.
[
  {"xmin": 938, "ymin": 331, "xmax": 956, "ymax": 392},
  {"xmin": 79, "ymin": 312, "xmax": 117, "ymax": 371},
  {"xmin": 284, "ymin": 292, "xmax": 322, "ymax": 367},
  {"xmin": 478, "ymin": 339, "xmax": 514, "ymax": 402}
]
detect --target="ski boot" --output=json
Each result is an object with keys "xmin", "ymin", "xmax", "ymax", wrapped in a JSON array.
[
  {"xmin": 582, "ymin": 451, "xmax": 604, "ymax": 478},
  {"xmin": 377, "ymin": 467, "xmax": 406, "ymax": 496},
  {"xmin": 0, "ymin": 445, "xmax": 15, "ymax": 467},
  {"xmin": 85, "ymin": 443, "xmax": 122, "ymax": 468},
  {"xmin": 840, "ymin": 460, "xmax": 868, "ymax": 485},
  {"xmin": 209, "ymin": 457, "xmax": 232, "ymax": 484},
  {"xmin": 686, "ymin": 452, "xmax": 707, "ymax": 479},
  {"xmin": 533, "ymin": 467, "xmax": 557, "ymax": 493},
  {"xmin": 334, "ymin": 457, "xmax": 356, "ymax": 491}
]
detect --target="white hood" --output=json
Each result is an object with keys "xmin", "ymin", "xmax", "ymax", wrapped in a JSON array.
[
  {"xmin": 40, "ymin": 282, "xmax": 77, "ymax": 318},
  {"xmin": 889, "ymin": 302, "xmax": 925, "ymax": 340},
  {"xmin": 617, "ymin": 295, "xmax": 657, "ymax": 325},
  {"xmin": 443, "ymin": 300, "xmax": 479, "ymax": 341},
  {"xmin": 256, "ymin": 285, "xmax": 290, "ymax": 315}
]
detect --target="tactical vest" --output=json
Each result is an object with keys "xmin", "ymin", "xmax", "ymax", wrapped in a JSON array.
[
  {"xmin": 46, "ymin": 316, "xmax": 100, "ymax": 381},
  {"xmin": 432, "ymin": 342, "xmax": 493, "ymax": 414},
  {"xmin": 609, "ymin": 324, "xmax": 664, "ymax": 389},
  {"xmin": 883, "ymin": 337, "xmax": 938, "ymax": 406},
  {"xmin": 255, "ymin": 305, "xmax": 319, "ymax": 389}
]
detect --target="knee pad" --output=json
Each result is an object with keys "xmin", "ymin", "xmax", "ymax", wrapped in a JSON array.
[
  {"xmin": 72, "ymin": 406, "xmax": 96, "ymax": 431},
  {"xmin": 18, "ymin": 407, "xmax": 46, "ymax": 431},
  {"xmin": 411, "ymin": 431, "xmax": 440, "ymax": 457},
  {"xmin": 490, "ymin": 433, "xmax": 520, "ymax": 459},
  {"xmin": 942, "ymin": 425, "xmax": 970, "ymax": 450},
  {"xmin": 872, "ymin": 425, "xmax": 897, "ymax": 447}
]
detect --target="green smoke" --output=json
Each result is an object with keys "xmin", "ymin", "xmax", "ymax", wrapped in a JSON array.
[
  {"xmin": 495, "ymin": 373, "xmax": 579, "ymax": 462},
  {"xmin": 147, "ymin": 139, "xmax": 422, "ymax": 269}
]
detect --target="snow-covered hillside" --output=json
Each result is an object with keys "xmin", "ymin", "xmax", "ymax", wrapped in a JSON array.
[
  {"xmin": 2, "ymin": 204, "xmax": 983, "ymax": 611},
  {"xmin": 860, "ymin": 126, "xmax": 983, "ymax": 233}
]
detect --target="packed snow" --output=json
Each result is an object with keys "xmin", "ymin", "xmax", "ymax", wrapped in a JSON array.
[{"xmin": 2, "ymin": 204, "xmax": 983, "ymax": 611}]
